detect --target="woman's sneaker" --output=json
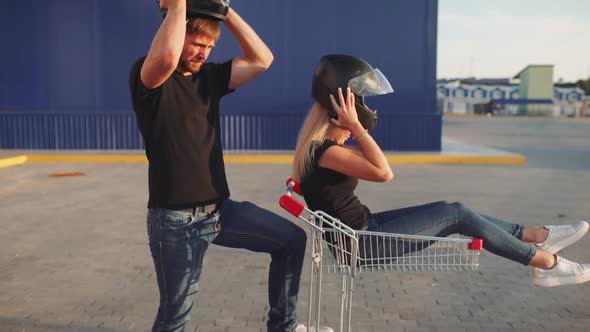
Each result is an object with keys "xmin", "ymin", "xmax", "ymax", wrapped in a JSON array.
[
  {"xmin": 533, "ymin": 256, "xmax": 590, "ymax": 287},
  {"xmin": 293, "ymin": 323, "xmax": 334, "ymax": 332},
  {"xmin": 537, "ymin": 221, "xmax": 589, "ymax": 254}
]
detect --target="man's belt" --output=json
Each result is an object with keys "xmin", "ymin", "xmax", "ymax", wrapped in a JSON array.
[{"xmin": 173, "ymin": 203, "xmax": 218, "ymax": 215}]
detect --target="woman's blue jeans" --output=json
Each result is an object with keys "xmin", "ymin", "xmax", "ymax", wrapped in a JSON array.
[
  {"xmin": 147, "ymin": 199, "xmax": 306, "ymax": 332},
  {"xmin": 365, "ymin": 201, "xmax": 536, "ymax": 265}
]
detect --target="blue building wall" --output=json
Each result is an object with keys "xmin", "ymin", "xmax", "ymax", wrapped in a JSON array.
[{"xmin": 0, "ymin": 0, "xmax": 440, "ymax": 150}]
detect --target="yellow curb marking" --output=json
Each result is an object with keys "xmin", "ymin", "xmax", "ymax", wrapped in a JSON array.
[
  {"xmin": 0, "ymin": 155, "xmax": 28, "ymax": 168},
  {"xmin": 0, "ymin": 153, "xmax": 526, "ymax": 167},
  {"xmin": 26, "ymin": 155, "xmax": 147, "ymax": 163},
  {"xmin": 386, "ymin": 154, "xmax": 526, "ymax": 165},
  {"xmin": 223, "ymin": 155, "xmax": 293, "ymax": 164}
]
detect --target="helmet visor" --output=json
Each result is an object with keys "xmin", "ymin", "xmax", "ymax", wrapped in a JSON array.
[{"xmin": 348, "ymin": 69, "xmax": 393, "ymax": 97}]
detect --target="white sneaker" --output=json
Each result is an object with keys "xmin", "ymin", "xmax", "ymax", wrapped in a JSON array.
[
  {"xmin": 293, "ymin": 323, "xmax": 334, "ymax": 332},
  {"xmin": 533, "ymin": 256, "xmax": 590, "ymax": 287},
  {"xmin": 537, "ymin": 220, "xmax": 589, "ymax": 254}
]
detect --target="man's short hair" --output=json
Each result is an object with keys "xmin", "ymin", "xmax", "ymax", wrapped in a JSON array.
[{"xmin": 187, "ymin": 17, "xmax": 221, "ymax": 41}]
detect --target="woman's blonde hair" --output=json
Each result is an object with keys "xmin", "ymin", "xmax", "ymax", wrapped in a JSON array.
[
  {"xmin": 187, "ymin": 17, "xmax": 221, "ymax": 41},
  {"xmin": 292, "ymin": 103, "xmax": 331, "ymax": 181}
]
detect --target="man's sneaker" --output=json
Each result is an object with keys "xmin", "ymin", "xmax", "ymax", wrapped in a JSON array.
[
  {"xmin": 293, "ymin": 323, "xmax": 334, "ymax": 332},
  {"xmin": 533, "ymin": 256, "xmax": 590, "ymax": 287},
  {"xmin": 537, "ymin": 221, "xmax": 589, "ymax": 254}
]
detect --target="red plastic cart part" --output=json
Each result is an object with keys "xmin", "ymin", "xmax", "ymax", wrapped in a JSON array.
[
  {"xmin": 279, "ymin": 195, "xmax": 305, "ymax": 218},
  {"xmin": 468, "ymin": 238, "xmax": 483, "ymax": 250},
  {"xmin": 285, "ymin": 178, "xmax": 302, "ymax": 196}
]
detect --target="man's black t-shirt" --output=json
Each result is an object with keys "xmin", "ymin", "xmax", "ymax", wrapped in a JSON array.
[
  {"xmin": 129, "ymin": 57, "xmax": 233, "ymax": 208},
  {"xmin": 300, "ymin": 140, "xmax": 370, "ymax": 230}
]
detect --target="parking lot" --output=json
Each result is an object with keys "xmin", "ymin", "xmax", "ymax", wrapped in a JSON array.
[{"xmin": 1, "ymin": 117, "xmax": 589, "ymax": 332}]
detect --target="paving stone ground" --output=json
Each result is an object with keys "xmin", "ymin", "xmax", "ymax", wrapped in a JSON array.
[{"xmin": 1, "ymin": 117, "xmax": 589, "ymax": 332}]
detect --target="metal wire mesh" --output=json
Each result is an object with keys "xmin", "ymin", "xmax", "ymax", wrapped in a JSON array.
[{"xmin": 321, "ymin": 229, "xmax": 480, "ymax": 273}]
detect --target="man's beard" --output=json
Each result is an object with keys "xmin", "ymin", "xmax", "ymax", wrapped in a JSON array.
[{"xmin": 178, "ymin": 58, "xmax": 203, "ymax": 74}]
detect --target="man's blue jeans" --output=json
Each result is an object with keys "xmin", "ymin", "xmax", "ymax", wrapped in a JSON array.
[
  {"xmin": 147, "ymin": 199, "xmax": 306, "ymax": 332},
  {"xmin": 364, "ymin": 201, "xmax": 536, "ymax": 265}
]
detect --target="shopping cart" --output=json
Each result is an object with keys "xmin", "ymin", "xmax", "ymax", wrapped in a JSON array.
[{"xmin": 279, "ymin": 178, "xmax": 483, "ymax": 332}]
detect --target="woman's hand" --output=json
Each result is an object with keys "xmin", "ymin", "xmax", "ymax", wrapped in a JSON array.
[
  {"xmin": 329, "ymin": 87, "xmax": 363, "ymax": 134},
  {"xmin": 322, "ymin": 86, "xmax": 393, "ymax": 182}
]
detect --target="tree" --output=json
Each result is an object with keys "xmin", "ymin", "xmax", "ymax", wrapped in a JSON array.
[{"xmin": 576, "ymin": 79, "xmax": 590, "ymax": 95}]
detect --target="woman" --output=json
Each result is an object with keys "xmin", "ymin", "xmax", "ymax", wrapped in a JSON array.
[{"xmin": 292, "ymin": 54, "xmax": 590, "ymax": 287}]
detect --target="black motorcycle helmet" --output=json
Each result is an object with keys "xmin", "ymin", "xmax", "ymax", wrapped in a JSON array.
[
  {"xmin": 311, "ymin": 54, "xmax": 393, "ymax": 131},
  {"xmin": 157, "ymin": 0, "xmax": 230, "ymax": 21}
]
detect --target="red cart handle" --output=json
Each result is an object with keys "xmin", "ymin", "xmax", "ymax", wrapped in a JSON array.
[
  {"xmin": 468, "ymin": 238, "xmax": 483, "ymax": 250},
  {"xmin": 279, "ymin": 195, "xmax": 305, "ymax": 218},
  {"xmin": 285, "ymin": 178, "xmax": 302, "ymax": 196}
]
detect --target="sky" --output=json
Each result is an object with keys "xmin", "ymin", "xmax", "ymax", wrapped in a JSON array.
[{"xmin": 437, "ymin": 0, "xmax": 590, "ymax": 82}]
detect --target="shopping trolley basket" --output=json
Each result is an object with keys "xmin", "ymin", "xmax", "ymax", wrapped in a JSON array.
[{"xmin": 279, "ymin": 178, "xmax": 483, "ymax": 332}]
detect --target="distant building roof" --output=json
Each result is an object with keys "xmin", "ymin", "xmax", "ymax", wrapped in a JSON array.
[
  {"xmin": 513, "ymin": 65, "xmax": 554, "ymax": 79},
  {"xmin": 555, "ymin": 83, "xmax": 577, "ymax": 88},
  {"xmin": 437, "ymin": 78, "xmax": 515, "ymax": 86},
  {"xmin": 462, "ymin": 78, "xmax": 515, "ymax": 86}
]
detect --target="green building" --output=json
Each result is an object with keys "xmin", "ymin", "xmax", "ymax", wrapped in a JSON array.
[{"xmin": 513, "ymin": 65, "xmax": 554, "ymax": 115}]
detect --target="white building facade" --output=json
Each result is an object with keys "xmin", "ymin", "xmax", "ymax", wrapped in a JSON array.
[
  {"xmin": 553, "ymin": 87, "xmax": 586, "ymax": 117},
  {"xmin": 437, "ymin": 81, "xmax": 586, "ymax": 117}
]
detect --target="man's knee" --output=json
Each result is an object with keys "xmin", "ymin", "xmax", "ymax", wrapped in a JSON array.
[
  {"xmin": 286, "ymin": 223, "xmax": 307, "ymax": 252},
  {"xmin": 294, "ymin": 225, "xmax": 307, "ymax": 244}
]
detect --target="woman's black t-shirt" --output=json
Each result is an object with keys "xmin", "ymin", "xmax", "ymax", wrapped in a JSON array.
[{"xmin": 300, "ymin": 140, "xmax": 370, "ymax": 230}]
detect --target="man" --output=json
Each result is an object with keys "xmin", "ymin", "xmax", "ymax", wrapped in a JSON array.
[{"xmin": 128, "ymin": 1, "xmax": 331, "ymax": 331}]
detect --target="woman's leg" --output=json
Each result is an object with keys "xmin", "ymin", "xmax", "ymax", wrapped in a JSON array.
[
  {"xmin": 479, "ymin": 213, "xmax": 548, "ymax": 243},
  {"xmin": 478, "ymin": 214, "xmax": 589, "ymax": 252},
  {"xmin": 369, "ymin": 201, "xmax": 537, "ymax": 266},
  {"xmin": 367, "ymin": 202, "xmax": 590, "ymax": 287},
  {"xmin": 466, "ymin": 215, "xmax": 553, "ymax": 268}
]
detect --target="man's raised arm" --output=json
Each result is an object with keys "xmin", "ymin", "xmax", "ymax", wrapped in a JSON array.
[
  {"xmin": 224, "ymin": 8, "xmax": 274, "ymax": 90},
  {"xmin": 140, "ymin": 0, "xmax": 187, "ymax": 89}
]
